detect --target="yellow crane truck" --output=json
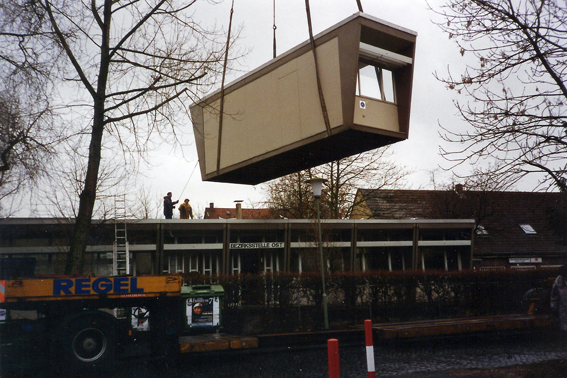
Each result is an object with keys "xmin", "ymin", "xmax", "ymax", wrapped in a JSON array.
[{"xmin": 0, "ymin": 273, "xmax": 183, "ymax": 374}]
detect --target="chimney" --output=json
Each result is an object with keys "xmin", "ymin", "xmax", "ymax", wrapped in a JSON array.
[
  {"xmin": 455, "ymin": 184, "xmax": 463, "ymax": 194},
  {"xmin": 210, "ymin": 202, "xmax": 214, "ymax": 209},
  {"xmin": 235, "ymin": 200, "xmax": 243, "ymax": 219}
]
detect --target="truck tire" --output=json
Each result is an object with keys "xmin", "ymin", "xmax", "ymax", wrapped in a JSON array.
[{"xmin": 60, "ymin": 314, "xmax": 116, "ymax": 373}]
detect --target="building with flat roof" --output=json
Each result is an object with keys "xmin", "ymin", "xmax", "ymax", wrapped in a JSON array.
[{"xmin": 0, "ymin": 217, "xmax": 474, "ymax": 276}]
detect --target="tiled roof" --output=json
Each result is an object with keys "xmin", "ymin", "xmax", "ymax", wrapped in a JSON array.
[
  {"xmin": 204, "ymin": 206, "xmax": 274, "ymax": 220},
  {"xmin": 355, "ymin": 189, "xmax": 567, "ymax": 257}
]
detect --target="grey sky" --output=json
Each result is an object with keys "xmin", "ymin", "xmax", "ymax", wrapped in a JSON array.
[{"xmin": 146, "ymin": 0, "xmax": 468, "ymax": 212}]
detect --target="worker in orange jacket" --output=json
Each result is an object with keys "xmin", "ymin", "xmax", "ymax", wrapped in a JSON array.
[{"xmin": 179, "ymin": 198, "xmax": 194, "ymax": 219}]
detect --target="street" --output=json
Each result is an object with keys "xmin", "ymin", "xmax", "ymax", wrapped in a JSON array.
[{"xmin": 109, "ymin": 330, "xmax": 565, "ymax": 378}]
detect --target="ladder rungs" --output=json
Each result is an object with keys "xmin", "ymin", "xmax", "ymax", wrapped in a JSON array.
[{"xmin": 114, "ymin": 194, "xmax": 129, "ymax": 275}]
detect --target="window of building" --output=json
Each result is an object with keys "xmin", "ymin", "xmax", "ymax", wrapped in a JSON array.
[
  {"xmin": 510, "ymin": 265, "xmax": 536, "ymax": 271},
  {"xmin": 290, "ymin": 252, "xmax": 302, "ymax": 274},
  {"xmin": 541, "ymin": 265, "xmax": 562, "ymax": 269},
  {"xmin": 519, "ymin": 224, "xmax": 537, "ymax": 235},
  {"xmin": 446, "ymin": 248, "xmax": 461, "ymax": 271},
  {"xmin": 390, "ymin": 248, "xmax": 412, "ymax": 271},
  {"xmin": 421, "ymin": 248, "xmax": 446, "ymax": 271},
  {"xmin": 166, "ymin": 252, "xmax": 220, "ymax": 275},
  {"xmin": 21, "ymin": 254, "xmax": 57, "ymax": 275},
  {"xmin": 368, "ymin": 249, "xmax": 389, "ymax": 270},
  {"xmin": 420, "ymin": 247, "xmax": 464, "ymax": 271},
  {"xmin": 168, "ymin": 253, "xmax": 185, "ymax": 273},
  {"xmin": 479, "ymin": 266, "xmax": 506, "ymax": 271},
  {"xmin": 262, "ymin": 250, "xmax": 280, "ymax": 273},
  {"xmin": 361, "ymin": 247, "xmax": 411, "ymax": 271}
]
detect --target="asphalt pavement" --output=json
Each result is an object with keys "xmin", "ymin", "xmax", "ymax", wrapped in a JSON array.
[
  {"xmin": 363, "ymin": 332, "xmax": 566, "ymax": 377},
  {"xmin": 109, "ymin": 329, "xmax": 567, "ymax": 378},
  {"xmin": 6, "ymin": 328, "xmax": 564, "ymax": 377}
]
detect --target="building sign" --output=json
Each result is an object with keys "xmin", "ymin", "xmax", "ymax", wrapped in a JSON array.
[
  {"xmin": 230, "ymin": 242, "xmax": 284, "ymax": 249},
  {"xmin": 509, "ymin": 258, "xmax": 542, "ymax": 264}
]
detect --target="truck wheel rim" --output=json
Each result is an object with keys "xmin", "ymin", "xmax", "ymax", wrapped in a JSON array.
[{"xmin": 72, "ymin": 328, "xmax": 107, "ymax": 362}]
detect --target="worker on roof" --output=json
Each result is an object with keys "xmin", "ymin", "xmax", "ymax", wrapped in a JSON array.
[
  {"xmin": 163, "ymin": 192, "xmax": 179, "ymax": 219},
  {"xmin": 179, "ymin": 198, "xmax": 193, "ymax": 219}
]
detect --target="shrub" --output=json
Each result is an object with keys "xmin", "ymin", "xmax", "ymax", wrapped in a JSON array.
[{"xmin": 179, "ymin": 268, "xmax": 558, "ymax": 334}]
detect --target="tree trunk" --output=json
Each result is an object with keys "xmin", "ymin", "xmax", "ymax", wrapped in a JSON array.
[
  {"xmin": 64, "ymin": 115, "xmax": 104, "ymax": 274},
  {"xmin": 64, "ymin": 0, "xmax": 112, "ymax": 275}
]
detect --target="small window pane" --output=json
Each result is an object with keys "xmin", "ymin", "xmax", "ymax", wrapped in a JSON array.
[
  {"xmin": 358, "ymin": 65, "xmax": 382, "ymax": 99},
  {"xmin": 519, "ymin": 224, "xmax": 537, "ymax": 235},
  {"xmin": 357, "ymin": 63, "xmax": 395, "ymax": 103},
  {"xmin": 381, "ymin": 69, "xmax": 395, "ymax": 102}
]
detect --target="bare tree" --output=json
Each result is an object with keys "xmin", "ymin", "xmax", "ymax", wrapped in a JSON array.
[
  {"xmin": 1, "ymin": 1, "xmax": 239, "ymax": 273},
  {"xmin": 264, "ymin": 148, "xmax": 409, "ymax": 274},
  {"xmin": 130, "ymin": 185, "xmax": 161, "ymax": 220},
  {"xmin": 264, "ymin": 147, "xmax": 411, "ymax": 219},
  {"xmin": 264, "ymin": 170, "xmax": 315, "ymax": 219},
  {"xmin": 320, "ymin": 148, "xmax": 412, "ymax": 219},
  {"xmin": 0, "ymin": 0, "xmax": 62, "ymax": 216},
  {"xmin": 0, "ymin": 85, "xmax": 57, "ymax": 216},
  {"xmin": 430, "ymin": 0, "xmax": 567, "ymax": 191}
]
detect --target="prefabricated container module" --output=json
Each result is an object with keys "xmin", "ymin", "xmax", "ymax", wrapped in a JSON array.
[{"xmin": 190, "ymin": 12, "xmax": 417, "ymax": 185}]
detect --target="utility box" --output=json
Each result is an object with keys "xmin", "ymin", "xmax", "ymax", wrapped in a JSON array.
[
  {"xmin": 181, "ymin": 285, "xmax": 224, "ymax": 332},
  {"xmin": 190, "ymin": 12, "xmax": 417, "ymax": 185}
]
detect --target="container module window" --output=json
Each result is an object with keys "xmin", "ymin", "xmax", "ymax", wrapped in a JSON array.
[{"xmin": 357, "ymin": 63, "xmax": 395, "ymax": 103}]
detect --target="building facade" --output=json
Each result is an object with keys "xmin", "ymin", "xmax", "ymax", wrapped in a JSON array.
[
  {"xmin": 0, "ymin": 218, "xmax": 474, "ymax": 276},
  {"xmin": 352, "ymin": 188, "xmax": 567, "ymax": 270}
]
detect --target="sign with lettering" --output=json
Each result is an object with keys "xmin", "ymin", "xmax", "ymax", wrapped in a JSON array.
[
  {"xmin": 0, "ymin": 275, "xmax": 180, "ymax": 303},
  {"xmin": 229, "ymin": 242, "xmax": 284, "ymax": 249},
  {"xmin": 509, "ymin": 258, "xmax": 542, "ymax": 264},
  {"xmin": 53, "ymin": 277, "xmax": 144, "ymax": 295}
]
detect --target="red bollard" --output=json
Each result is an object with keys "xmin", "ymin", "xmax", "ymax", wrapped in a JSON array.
[
  {"xmin": 365, "ymin": 319, "xmax": 376, "ymax": 378},
  {"xmin": 328, "ymin": 338, "xmax": 340, "ymax": 378}
]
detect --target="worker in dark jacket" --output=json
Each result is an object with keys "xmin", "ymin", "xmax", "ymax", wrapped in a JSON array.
[
  {"xmin": 163, "ymin": 192, "xmax": 179, "ymax": 219},
  {"xmin": 551, "ymin": 265, "xmax": 567, "ymax": 341}
]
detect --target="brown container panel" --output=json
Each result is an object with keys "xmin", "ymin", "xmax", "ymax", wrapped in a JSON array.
[{"xmin": 191, "ymin": 13, "xmax": 416, "ymax": 185}]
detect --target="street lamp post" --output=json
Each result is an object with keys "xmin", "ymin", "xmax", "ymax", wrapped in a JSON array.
[{"xmin": 308, "ymin": 177, "xmax": 329, "ymax": 330}]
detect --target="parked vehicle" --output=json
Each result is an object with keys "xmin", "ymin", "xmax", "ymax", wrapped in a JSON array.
[{"xmin": 0, "ymin": 258, "xmax": 193, "ymax": 375}]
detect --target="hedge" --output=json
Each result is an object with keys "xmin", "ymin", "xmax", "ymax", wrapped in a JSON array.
[{"xmin": 181, "ymin": 269, "xmax": 558, "ymax": 334}]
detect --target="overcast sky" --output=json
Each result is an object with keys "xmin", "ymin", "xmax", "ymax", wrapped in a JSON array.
[{"xmin": 118, "ymin": 0, "xmax": 475, "ymax": 216}]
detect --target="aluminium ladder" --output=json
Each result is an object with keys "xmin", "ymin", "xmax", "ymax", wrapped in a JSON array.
[{"xmin": 113, "ymin": 194, "xmax": 130, "ymax": 275}]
